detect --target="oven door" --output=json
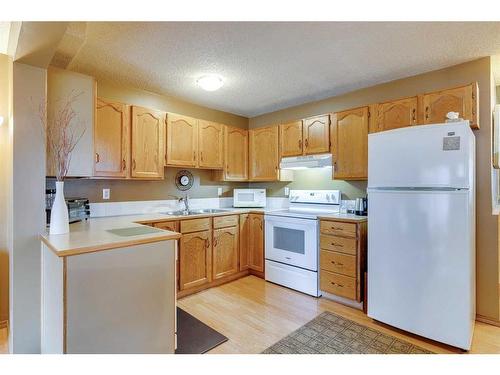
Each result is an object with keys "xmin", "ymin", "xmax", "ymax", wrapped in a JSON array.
[{"xmin": 265, "ymin": 214, "xmax": 318, "ymax": 271}]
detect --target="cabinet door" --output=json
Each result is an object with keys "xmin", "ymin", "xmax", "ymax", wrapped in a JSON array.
[
  {"xmin": 303, "ymin": 114, "xmax": 330, "ymax": 155},
  {"xmin": 422, "ymin": 83, "xmax": 478, "ymax": 129},
  {"xmin": 224, "ymin": 126, "xmax": 248, "ymax": 181},
  {"xmin": 280, "ymin": 121, "xmax": 303, "ymax": 157},
  {"xmin": 249, "ymin": 126, "xmax": 279, "ymax": 181},
  {"xmin": 213, "ymin": 226, "xmax": 239, "ymax": 280},
  {"xmin": 331, "ymin": 107, "xmax": 368, "ymax": 180},
  {"xmin": 375, "ymin": 97, "xmax": 417, "ymax": 132},
  {"xmin": 239, "ymin": 214, "xmax": 250, "ymax": 271},
  {"xmin": 131, "ymin": 106, "xmax": 165, "ymax": 179},
  {"xmin": 198, "ymin": 120, "xmax": 224, "ymax": 169},
  {"xmin": 179, "ymin": 230, "xmax": 212, "ymax": 290},
  {"xmin": 166, "ymin": 113, "xmax": 198, "ymax": 167},
  {"xmin": 94, "ymin": 98, "xmax": 130, "ymax": 178},
  {"xmin": 249, "ymin": 214, "xmax": 264, "ymax": 273}
]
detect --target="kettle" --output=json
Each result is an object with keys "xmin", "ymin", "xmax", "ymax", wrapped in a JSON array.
[{"xmin": 355, "ymin": 197, "xmax": 368, "ymax": 216}]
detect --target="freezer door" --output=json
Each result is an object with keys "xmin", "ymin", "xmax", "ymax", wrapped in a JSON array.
[
  {"xmin": 368, "ymin": 122, "xmax": 474, "ymax": 189},
  {"xmin": 367, "ymin": 189, "xmax": 475, "ymax": 350}
]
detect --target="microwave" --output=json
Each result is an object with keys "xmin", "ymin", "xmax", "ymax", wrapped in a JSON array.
[{"xmin": 233, "ymin": 189, "xmax": 266, "ymax": 208}]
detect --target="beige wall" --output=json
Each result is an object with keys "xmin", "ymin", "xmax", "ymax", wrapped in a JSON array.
[
  {"xmin": 250, "ymin": 57, "xmax": 499, "ymax": 321},
  {"xmin": 0, "ymin": 54, "xmax": 12, "ymax": 323}
]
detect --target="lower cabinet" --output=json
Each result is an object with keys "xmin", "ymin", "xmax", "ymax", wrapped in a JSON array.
[
  {"xmin": 212, "ymin": 226, "xmax": 239, "ymax": 280},
  {"xmin": 179, "ymin": 229, "xmax": 212, "ymax": 291},
  {"xmin": 248, "ymin": 213, "xmax": 264, "ymax": 273},
  {"xmin": 239, "ymin": 214, "xmax": 250, "ymax": 271}
]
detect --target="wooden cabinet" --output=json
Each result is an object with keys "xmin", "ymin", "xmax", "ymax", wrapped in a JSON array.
[
  {"xmin": 248, "ymin": 213, "xmax": 264, "ymax": 273},
  {"xmin": 153, "ymin": 220, "xmax": 179, "ymax": 232},
  {"xmin": 331, "ymin": 107, "xmax": 368, "ymax": 180},
  {"xmin": 94, "ymin": 98, "xmax": 130, "ymax": 178},
  {"xmin": 375, "ymin": 96, "xmax": 418, "ymax": 132},
  {"xmin": 239, "ymin": 214, "xmax": 250, "ymax": 271},
  {"xmin": 130, "ymin": 106, "xmax": 165, "ymax": 179},
  {"xmin": 215, "ymin": 126, "xmax": 249, "ymax": 181},
  {"xmin": 166, "ymin": 113, "xmax": 198, "ymax": 167},
  {"xmin": 249, "ymin": 126, "xmax": 279, "ymax": 181},
  {"xmin": 319, "ymin": 219, "xmax": 367, "ymax": 303},
  {"xmin": 198, "ymin": 120, "xmax": 224, "ymax": 169},
  {"xmin": 212, "ymin": 226, "xmax": 239, "ymax": 280},
  {"xmin": 422, "ymin": 83, "xmax": 479, "ymax": 129},
  {"xmin": 179, "ymin": 230, "xmax": 212, "ymax": 290},
  {"xmin": 303, "ymin": 114, "xmax": 330, "ymax": 154},
  {"xmin": 280, "ymin": 121, "xmax": 303, "ymax": 157}
]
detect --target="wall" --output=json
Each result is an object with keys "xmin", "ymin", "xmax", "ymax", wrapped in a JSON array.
[
  {"xmin": 0, "ymin": 54, "xmax": 12, "ymax": 324},
  {"xmin": 250, "ymin": 57, "xmax": 499, "ymax": 321},
  {"xmin": 9, "ymin": 63, "xmax": 46, "ymax": 353}
]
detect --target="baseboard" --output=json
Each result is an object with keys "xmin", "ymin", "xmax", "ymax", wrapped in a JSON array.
[
  {"xmin": 249, "ymin": 269, "xmax": 265, "ymax": 279},
  {"xmin": 476, "ymin": 314, "xmax": 500, "ymax": 327},
  {"xmin": 0, "ymin": 320, "xmax": 8, "ymax": 329}
]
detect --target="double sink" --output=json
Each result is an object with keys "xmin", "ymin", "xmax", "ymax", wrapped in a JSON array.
[{"xmin": 161, "ymin": 208, "xmax": 230, "ymax": 216}]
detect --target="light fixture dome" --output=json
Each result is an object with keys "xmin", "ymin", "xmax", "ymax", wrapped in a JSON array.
[{"xmin": 197, "ymin": 75, "xmax": 224, "ymax": 92}]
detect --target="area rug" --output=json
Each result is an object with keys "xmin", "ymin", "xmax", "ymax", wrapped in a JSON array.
[
  {"xmin": 262, "ymin": 311, "xmax": 433, "ymax": 354},
  {"xmin": 175, "ymin": 307, "xmax": 228, "ymax": 354}
]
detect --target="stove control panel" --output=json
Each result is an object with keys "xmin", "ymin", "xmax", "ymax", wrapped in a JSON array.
[{"xmin": 289, "ymin": 190, "xmax": 341, "ymax": 205}]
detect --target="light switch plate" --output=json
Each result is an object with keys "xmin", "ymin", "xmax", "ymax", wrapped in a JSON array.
[
  {"xmin": 217, "ymin": 187, "xmax": 223, "ymax": 197},
  {"xmin": 102, "ymin": 188, "xmax": 110, "ymax": 200}
]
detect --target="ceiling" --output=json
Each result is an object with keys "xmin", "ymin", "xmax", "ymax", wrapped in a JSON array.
[{"xmin": 61, "ymin": 22, "xmax": 500, "ymax": 117}]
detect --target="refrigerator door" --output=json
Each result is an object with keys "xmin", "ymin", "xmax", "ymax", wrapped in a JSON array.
[
  {"xmin": 368, "ymin": 122, "xmax": 474, "ymax": 189},
  {"xmin": 367, "ymin": 189, "xmax": 475, "ymax": 350}
]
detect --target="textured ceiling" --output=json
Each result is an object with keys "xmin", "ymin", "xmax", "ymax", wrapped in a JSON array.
[{"xmin": 66, "ymin": 22, "xmax": 500, "ymax": 117}]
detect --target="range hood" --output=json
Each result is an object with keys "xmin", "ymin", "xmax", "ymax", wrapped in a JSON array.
[{"xmin": 280, "ymin": 153, "xmax": 333, "ymax": 170}]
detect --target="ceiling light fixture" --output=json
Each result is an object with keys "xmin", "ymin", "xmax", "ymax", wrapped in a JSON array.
[{"xmin": 197, "ymin": 75, "xmax": 224, "ymax": 92}]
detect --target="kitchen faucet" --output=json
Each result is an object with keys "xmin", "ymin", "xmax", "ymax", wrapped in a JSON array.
[{"xmin": 179, "ymin": 194, "xmax": 190, "ymax": 212}]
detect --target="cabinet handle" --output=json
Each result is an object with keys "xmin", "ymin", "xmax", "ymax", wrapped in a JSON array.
[
  {"xmin": 331, "ymin": 226, "xmax": 343, "ymax": 231},
  {"xmin": 298, "ymin": 139, "xmax": 302, "ymax": 149},
  {"xmin": 331, "ymin": 261, "xmax": 344, "ymax": 266},
  {"xmin": 331, "ymin": 242, "xmax": 343, "ymax": 247},
  {"xmin": 412, "ymin": 108, "xmax": 416, "ymax": 123},
  {"xmin": 200, "ymin": 151, "xmax": 204, "ymax": 162},
  {"xmin": 132, "ymin": 159, "xmax": 136, "ymax": 170},
  {"xmin": 425, "ymin": 106, "xmax": 429, "ymax": 120},
  {"xmin": 205, "ymin": 239, "xmax": 210, "ymax": 249},
  {"xmin": 95, "ymin": 153, "xmax": 100, "ymax": 163},
  {"xmin": 213, "ymin": 237, "xmax": 217, "ymax": 247},
  {"xmin": 193, "ymin": 151, "xmax": 196, "ymax": 161},
  {"xmin": 122, "ymin": 159, "xmax": 126, "ymax": 171},
  {"xmin": 305, "ymin": 139, "xmax": 309, "ymax": 148},
  {"xmin": 331, "ymin": 282, "xmax": 344, "ymax": 288}
]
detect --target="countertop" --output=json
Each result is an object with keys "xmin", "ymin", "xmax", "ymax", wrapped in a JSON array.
[{"xmin": 317, "ymin": 213, "xmax": 368, "ymax": 222}]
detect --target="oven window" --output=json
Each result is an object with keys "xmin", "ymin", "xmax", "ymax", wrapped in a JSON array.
[
  {"xmin": 237, "ymin": 193, "xmax": 255, "ymax": 202},
  {"xmin": 273, "ymin": 227, "xmax": 305, "ymax": 254}
]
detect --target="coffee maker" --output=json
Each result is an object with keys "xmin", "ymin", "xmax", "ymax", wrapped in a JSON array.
[{"xmin": 355, "ymin": 197, "xmax": 368, "ymax": 216}]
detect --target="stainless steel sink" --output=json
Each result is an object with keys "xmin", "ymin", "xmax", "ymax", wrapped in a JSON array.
[{"xmin": 161, "ymin": 209, "xmax": 229, "ymax": 216}]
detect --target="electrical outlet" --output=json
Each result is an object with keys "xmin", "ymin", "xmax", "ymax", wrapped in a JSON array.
[
  {"xmin": 284, "ymin": 187, "xmax": 290, "ymax": 197},
  {"xmin": 217, "ymin": 187, "xmax": 223, "ymax": 197},
  {"xmin": 102, "ymin": 188, "xmax": 110, "ymax": 200}
]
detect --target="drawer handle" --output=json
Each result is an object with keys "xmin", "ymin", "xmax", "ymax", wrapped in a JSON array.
[
  {"xmin": 331, "ymin": 261, "xmax": 344, "ymax": 266},
  {"xmin": 331, "ymin": 242, "xmax": 343, "ymax": 247},
  {"xmin": 330, "ymin": 282, "xmax": 344, "ymax": 288},
  {"xmin": 331, "ymin": 227, "xmax": 343, "ymax": 231}
]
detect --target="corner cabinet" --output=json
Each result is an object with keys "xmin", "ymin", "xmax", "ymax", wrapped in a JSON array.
[
  {"xmin": 166, "ymin": 113, "xmax": 198, "ymax": 167},
  {"xmin": 374, "ymin": 96, "xmax": 418, "ymax": 133},
  {"xmin": 130, "ymin": 106, "xmax": 165, "ymax": 179},
  {"xmin": 422, "ymin": 83, "xmax": 479, "ymax": 129},
  {"xmin": 94, "ymin": 98, "xmax": 130, "ymax": 178},
  {"xmin": 249, "ymin": 126, "xmax": 279, "ymax": 181},
  {"xmin": 331, "ymin": 107, "xmax": 368, "ymax": 180}
]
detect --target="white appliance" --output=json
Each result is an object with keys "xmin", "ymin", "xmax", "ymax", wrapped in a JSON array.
[
  {"xmin": 233, "ymin": 189, "xmax": 266, "ymax": 208},
  {"xmin": 265, "ymin": 190, "xmax": 341, "ymax": 297},
  {"xmin": 280, "ymin": 153, "xmax": 333, "ymax": 170},
  {"xmin": 367, "ymin": 121, "xmax": 475, "ymax": 350}
]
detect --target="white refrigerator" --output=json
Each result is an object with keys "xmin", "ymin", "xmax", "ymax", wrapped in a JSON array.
[{"xmin": 367, "ymin": 121, "xmax": 475, "ymax": 350}]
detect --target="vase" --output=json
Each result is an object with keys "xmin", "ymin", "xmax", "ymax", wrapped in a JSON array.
[{"xmin": 50, "ymin": 181, "xmax": 69, "ymax": 235}]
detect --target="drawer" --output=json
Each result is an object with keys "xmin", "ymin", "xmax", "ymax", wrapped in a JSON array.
[
  {"xmin": 180, "ymin": 218, "xmax": 211, "ymax": 233},
  {"xmin": 320, "ymin": 250, "xmax": 356, "ymax": 277},
  {"xmin": 320, "ymin": 235, "xmax": 357, "ymax": 255},
  {"xmin": 320, "ymin": 221, "xmax": 357, "ymax": 238},
  {"xmin": 213, "ymin": 215, "xmax": 239, "ymax": 229},
  {"xmin": 153, "ymin": 221, "xmax": 179, "ymax": 232},
  {"xmin": 320, "ymin": 270, "xmax": 357, "ymax": 300}
]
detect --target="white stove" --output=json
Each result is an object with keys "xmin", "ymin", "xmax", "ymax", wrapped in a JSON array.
[{"xmin": 264, "ymin": 190, "xmax": 341, "ymax": 296}]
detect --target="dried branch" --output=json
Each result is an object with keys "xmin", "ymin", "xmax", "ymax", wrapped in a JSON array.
[{"xmin": 36, "ymin": 90, "xmax": 86, "ymax": 181}]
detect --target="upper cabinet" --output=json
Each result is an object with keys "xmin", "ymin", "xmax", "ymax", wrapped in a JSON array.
[
  {"xmin": 331, "ymin": 107, "xmax": 368, "ymax": 180},
  {"xmin": 375, "ymin": 96, "xmax": 418, "ymax": 133},
  {"xmin": 130, "ymin": 106, "xmax": 165, "ymax": 179},
  {"xmin": 94, "ymin": 98, "xmax": 130, "ymax": 178},
  {"xmin": 249, "ymin": 126, "xmax": 280, "ymax": 181},
  {"xmin": 303, "ymin": 114, "xmax": 330, "ymax": 154},
  {"xmin": 219, "ymin": 126, "xmax": 249, "ymax": 181},
  {"xmin": 166, "ymin": 113, "xmax": 198, "ymax": 167},
  {"xmin": 279, "ymin": 115, "xmax": 330, "ymax": 158},
  {"xmin": 422, "ymin": 83, "xmax": 479, "ymax": 129},
  {"xmin": 46, "ymin": 68, "xmax": 95, "ymax": 178},
  {"xmin": 198, "ymin": 120, "xmax": 224, "ymax": 169},
  {"xmin": 280, "ymin": 120, "xmax": 303, "ymax": 157}
]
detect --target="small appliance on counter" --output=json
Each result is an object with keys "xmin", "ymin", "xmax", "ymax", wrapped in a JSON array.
[
  {"xmin": 233, "ymin": 188, "xmax": 266, "ymax": 208},
  {"xmin": 46, "ymin": 189, "xmax": 90, "ymax": 225},
  {"xmin": 355, "ymin": 197, "xmax": 368, "ymax": 216}
]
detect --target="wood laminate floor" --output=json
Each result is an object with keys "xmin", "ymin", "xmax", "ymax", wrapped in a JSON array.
[{"xmin": 178, "ymin": 275, "xmax": 500, "ymax": 354}]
